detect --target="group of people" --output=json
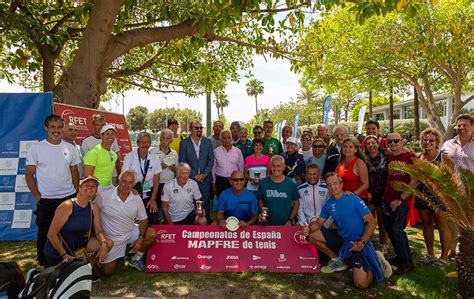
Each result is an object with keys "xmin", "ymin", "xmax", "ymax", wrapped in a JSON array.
[{"xmin": 25, "ymin": 111, "xmax": 473, "ymax": 289}]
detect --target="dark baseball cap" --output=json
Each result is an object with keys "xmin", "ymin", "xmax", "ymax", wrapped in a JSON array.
[{"xmin": 167, "ymin": 119, "xmax": 178, "ymax": 126}]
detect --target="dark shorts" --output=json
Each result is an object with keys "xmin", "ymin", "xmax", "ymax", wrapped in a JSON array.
[
  {"xmin": 347, "ymin": 252, "xmax": 370, "ymax": 272},
  {"xmin": 414, "ymin": 197, "xmax": 434, "ymax": 211},
  {"xmin": 321, "ymin": 227, "xmax": 344, "ymax": 254},
  {"xmin": 173, "ymin": 210, "xmax": 196, "ymax": 225},
  {"xmin": 370, "ymin": 196, "xmax": 383, "ymax": 208}
]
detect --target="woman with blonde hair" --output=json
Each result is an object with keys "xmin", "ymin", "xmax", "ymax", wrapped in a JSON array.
[{"xmin": 416, "ymin": 128, "xmax": 453, "ymax": 265}]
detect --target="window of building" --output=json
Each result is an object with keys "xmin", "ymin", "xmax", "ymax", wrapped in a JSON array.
[
  {"xmin": 392, "ymin": 109, "xmax": 401, "ymax": 119},
  {"xmin": 436, "ymin": 100, "xmax": 447, "ymax": 117},
  {"xmin": 403, "ymin": 106, "xmax": 414, "ymax": 119},
  {"xmin": 375, "ymin": 113, "xmax": 385, "ymax": 120}
]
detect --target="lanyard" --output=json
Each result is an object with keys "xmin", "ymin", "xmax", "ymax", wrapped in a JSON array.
[{"xmin": 138, "ymin": 150, "xmax": 149, "ymax": 178}]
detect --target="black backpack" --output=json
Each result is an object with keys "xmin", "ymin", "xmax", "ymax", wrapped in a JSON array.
[
  {"xmin": 0, "ymin": 262, "xmax": 26, "ymax": 299},
  {"xmin": 19, "ymin": 258, "xmax": 92, "ymax": 299}
]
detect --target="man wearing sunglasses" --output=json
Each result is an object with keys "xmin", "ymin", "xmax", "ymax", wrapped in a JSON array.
[
  {"xmin": 179, "ymin": 120, "xmax": 214, "ymax": 223},
  {"xmin": 382, "ymin": 132, "xmax": 417, "ymax": 275},
  {"xmin": 216, "ymin": 171, "xmax": 259, "ymax": 229}
]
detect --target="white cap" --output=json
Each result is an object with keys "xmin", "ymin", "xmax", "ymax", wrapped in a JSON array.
[
  {"xmin": 285, "ymin": 137, "xmax": 298, "ymax": 145},
  {"xmin": 100, "ymin": 124, "xmax": 116, "ymax": 134}
]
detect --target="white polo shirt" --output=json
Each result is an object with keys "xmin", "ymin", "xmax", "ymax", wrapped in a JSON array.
[
  {"xmin": 123, "ymin": 150, "xmax": 162, "ymax": 186},
  {"xmin": 151, "ymin": 147, "xmax": 178, "ymax": 184},
  {"xmin": 96, "ymin": 187, "xmax": 147, "ymax": 242},
  {"xmin": 25, "ymin": 140, "xmax": 81, "ymax": 198},
  {"xmin": 161, "ymin": 179, "xmax": 202, "ymax": 222},
  {"xmin": 441, "ymin": 137, "xmax": 474, "ymax": 172}
]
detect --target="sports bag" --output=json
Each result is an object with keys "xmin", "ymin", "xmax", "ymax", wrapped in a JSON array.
[{"xmin": 19, "ymin": 258, "xmax": 92, "ymax": 299}]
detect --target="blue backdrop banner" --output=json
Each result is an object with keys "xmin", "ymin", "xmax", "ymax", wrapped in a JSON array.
[{"xmin": 0, "ymin": 92, "xmax": 53, "ymax": 240}]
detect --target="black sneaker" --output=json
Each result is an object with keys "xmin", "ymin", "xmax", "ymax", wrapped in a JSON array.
[{"xmin": 91, "ymin": 267, "xmax": 101, "ymax": 283}]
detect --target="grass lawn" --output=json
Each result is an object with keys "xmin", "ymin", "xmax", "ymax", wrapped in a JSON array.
[{"xmin": 0, "ymin": 226, "xmax": 457, "ymax": 298}]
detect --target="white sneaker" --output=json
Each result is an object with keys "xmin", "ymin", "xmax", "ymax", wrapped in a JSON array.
[
  {"xmin": 321, "ymin": 259, "xmax": 347, "ymax": 274},
  {"xmin": 376, "ymin": 250, "xmax": 393, "ymax": 278}
]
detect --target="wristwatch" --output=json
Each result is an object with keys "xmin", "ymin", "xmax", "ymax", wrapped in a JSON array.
[{"xmin": 360, "ymin": 239, "xmax": 367, "ymax": 246}]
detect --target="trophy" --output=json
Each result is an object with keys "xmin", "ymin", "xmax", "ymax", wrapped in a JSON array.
[
  {"xmin": 195, "ymin": 200, "xmax": 204, "ymax": 215},
  {"xmin": 261, "ymin": 207, "xmax": 269, "ymax": 223},
  {"xmin": 254, "ymin": 172, "xmax": 261, "ymax": 184}
]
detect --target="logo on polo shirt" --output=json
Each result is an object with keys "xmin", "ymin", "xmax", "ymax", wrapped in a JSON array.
[
  {"xmin": 186, "ymin": 188, "xmax": 192, "ymax": 193},
  {"xmin": 173, "ymin": 189, "xmax": 179, "ymax": 194},
  {"xmin": 266, "ymin": 190, "xmax": 288, "ymax": 198}
]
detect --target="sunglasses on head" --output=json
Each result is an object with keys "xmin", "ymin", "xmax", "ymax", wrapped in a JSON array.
[
  {"xmin": 387, "ymin": 139, "xmax": 401, "ymax": 144},
  {"xmin": 231, "ymin": 178, "xmax": 245, "ymax": 182},
  {"xmin": 312, "ymin": 144, "xmax": 325, "ymax": 148}
]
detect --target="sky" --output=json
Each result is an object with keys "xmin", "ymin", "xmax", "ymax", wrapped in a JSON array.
[{"xmin": 1, "ymin": 55, "xmax": 301, "ymax": 124}]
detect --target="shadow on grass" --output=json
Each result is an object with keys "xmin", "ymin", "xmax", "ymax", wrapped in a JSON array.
[{"xmin": 0, "ymin": 226, "xmax": 458, "ymax": 298}]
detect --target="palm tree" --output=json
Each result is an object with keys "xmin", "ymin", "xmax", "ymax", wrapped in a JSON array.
[
  {"xmin": 246, "ymin": 79, "xmax": 264, "ymax": 113},
  {"xmin": 390, "ymin": 159, "xmax": 474, "ymax": 298},
  {"xmin": 213, "ymin": 91, "xmax": 229, "ymax": 117},
  {"xmin": 296, "ymin": 86, "xmax": 318, "ymax": 105}
]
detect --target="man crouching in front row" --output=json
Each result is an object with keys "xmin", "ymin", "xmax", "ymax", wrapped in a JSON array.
[
  {"xmin": 95, "ymin": 169, "xmax": 157, "ymax": 275},
  {"xmin": 302, "ymin": 172, "xmax": 391, "ymax": 289}
]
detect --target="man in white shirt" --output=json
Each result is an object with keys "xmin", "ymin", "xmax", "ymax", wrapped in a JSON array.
[
  {"xmin": 63, "ymin": 122, "xmax": 83, "ymax": 177},
  {"xmin": 123, "ymin": 131, "xmax": 162, "ymax": 224},
  {"xmin": 151, "ymin": 129, "xmax": 178, "ymax": 217},
  {"xmin": 297, "ymin": 164, "xmax": 330, "ymax": 226},
  {"xmin": 25, "ymin": 114, "xmax": 81, "ymax": 266},
  {"xmin": 162, "ymin": 163, "xmax": 203, "ymax": 225},
  {"xmin": 96, "ymin": 170, "xmax": 157, "ymax": 275}
]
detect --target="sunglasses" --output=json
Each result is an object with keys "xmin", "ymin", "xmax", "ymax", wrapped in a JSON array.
[
  {"xmin": 387, "ymin": 139, "xmax": 401, "ymax": 144},
  {"xmin": 253, "ymin": 131, "xmax": 262, "ymax": 135},
  {"xmin": 231, "ymin": 178, "xmax": 245, "ymax": 182},
  {"xmin": 312, "ymin": 144, "xmax": 325, "ymax": 148},
  {"xmin": 422, "ymin": 138, "xmax": 436, "ymax": 143},
  {"xmin": 193, "ymin": 126, "xmax": 204, "ymax": 130}
]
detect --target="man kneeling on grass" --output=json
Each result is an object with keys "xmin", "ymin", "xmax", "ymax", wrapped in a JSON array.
[
  {"xmin": 302, "ymin": 172, "xmax": 391, "ymax": 289},
  {"xmin": 96, "ymin": 169, "xmax": 157, "ymax": 275}
]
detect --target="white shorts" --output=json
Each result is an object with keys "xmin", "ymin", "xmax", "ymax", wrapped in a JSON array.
[{"xmin": 102, "ymin": 224, "xmax": 139, "ymax": 264}]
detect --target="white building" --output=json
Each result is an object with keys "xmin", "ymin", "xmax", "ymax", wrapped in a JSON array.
[{"xmin": 371, "ymin": 93, "xmax": 474, "ymax": 129}]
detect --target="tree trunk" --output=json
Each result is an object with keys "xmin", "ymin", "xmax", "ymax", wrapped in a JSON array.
[
  {"xmin": 457, "ymin": 228, "xmax": 474, "ymax": 298},
  {"xmin": 413, "ymin": 86, "xmax": 420, "ymax": 140},
  {"xmin": 54, "ymin": 0, "xmax": 125, "ymax": 108},
  {"xmin": 255, "ymin": 96, "xmax": 258, "ymax": 113},
  {"xmin": 389, "ymin": 89, "xmax": 394, "ymax": 133},
  {"xmin": 368, "ymin": 90, "xmax": 373, "ymax": 119},
  {"xmin": 42, "ymin": 52, "xmax": 56, "ymax": 92}
]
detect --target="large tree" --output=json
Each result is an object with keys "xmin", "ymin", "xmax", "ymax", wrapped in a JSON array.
[
  {"xmin": 0, "ymin": 1, "xmax": 423, "ymax": 109},
  {"xmin": 126, "ymin": 105, "xmax": 149, "ymax": 131},
  {"xmin": 294, "ymin": 0, "xmax": 473, "ymax": 138},
  {"xmin": 213, "ymin": 90, "xmax": 229, "ymax": 117}
]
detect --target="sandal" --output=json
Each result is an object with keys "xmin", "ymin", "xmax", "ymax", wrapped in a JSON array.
[
  {"xmin": 420, "ymin": 255, "xmax": 437, "ymax": 264},
  {"xmin": 434, "ymin": 258, "xmax": 450, "ymax": 266}
]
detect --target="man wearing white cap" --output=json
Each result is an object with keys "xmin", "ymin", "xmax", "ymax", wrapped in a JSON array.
[
  {"xmin": 282, "ymin": 137, "xmax": 306, "ymax": 185},
  {"xmin": 83, "ymin": 124, "xmax": 121, "ymax": 192}
]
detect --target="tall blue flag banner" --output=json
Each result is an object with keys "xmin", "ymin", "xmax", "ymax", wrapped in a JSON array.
[
  {"xmin": 322, "ymin": 96, "xmax": 332, "ymax": 126},
  {"xmin": 0, "ymin": 93, "xmax": 53, "ymax": 240},
  {"xmin": 293, "ymin": 112, "xmax": 301, "ymax": 138}
]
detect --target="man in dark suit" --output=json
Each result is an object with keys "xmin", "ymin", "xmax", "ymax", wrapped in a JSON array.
[{"xmin": 179, "ymin": 120, "xmax": 214, "ymax": 222}]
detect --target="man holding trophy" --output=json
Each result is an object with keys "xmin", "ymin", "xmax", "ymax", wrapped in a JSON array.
[
  {"xmin": 161, "ymin": 163, "xmax": 206, "ymax": 225},
  {"xmin": 256, "ymin": 155, "xmax": 300, "ymax": 225}
]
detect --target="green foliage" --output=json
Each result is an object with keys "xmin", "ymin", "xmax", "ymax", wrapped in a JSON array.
[
  {"xmin": 351, "ymin": 95, "xmax": 400, "ymax": 122},
  {"xmin": 149, "ymin": 107, "xmax": 201, "ymax": 132},
  {"xmin": 127, "ymin": 105, "xmax": 149, "ymax": 131},
  {"xmin": 294, "ymin": 0, "xmax": 473, "ymax": 136},
  {"xmin": 334, "ymin": 119, "xmax": 429, "ymax": 138}
]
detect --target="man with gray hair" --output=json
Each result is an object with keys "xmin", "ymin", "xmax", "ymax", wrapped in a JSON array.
[
  {"xmin": 151, "ymin": 128, "xmax": 178, "ymax": 217},
  {"xmin": 162, "ymin": 162, "xmax": 204, "ymax": 225},
  {"xmin": 317, "ymin": 124, "xmax": 331, "ymax": 147},
  {"xmin": 322, "ymin": 125, "xmax": 348, "ymax": 177},
  {"xmin": 123, "ymin": 131, "xmax": 162, "ymax": 224},
  {"xmin": 97, "ymin": 169, "xmax": 157, "ymax": 274},
  {"xmin": 257, "ymin": 155, "xmax": 299, "ymax": 226}
]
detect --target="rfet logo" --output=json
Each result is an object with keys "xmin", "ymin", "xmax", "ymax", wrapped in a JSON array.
[
  {"xmin": 60, "ymin": 109, "xmax": 88, "ymax": 127},
  {"xmin": 156, "ymin": 230, "xmax": 176, "ymax": 243},
  {"xmin": 293, "ymin": 230, "xmax": 310, "ymax": 244}
]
